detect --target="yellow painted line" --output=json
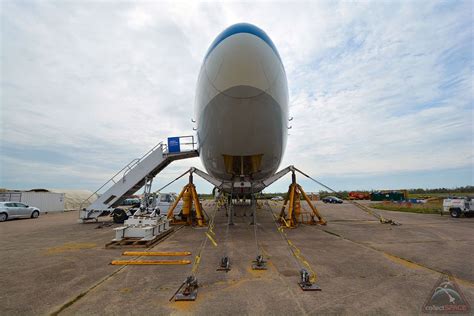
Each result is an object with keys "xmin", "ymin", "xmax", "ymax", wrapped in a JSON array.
[
  {"xmin": 322, "ymin": 229, "xmax": 474, "ymax": 288},
  {"xmin": 205, "ymin": 232, "xmax": 218, "ymax": 247},
  {"xmin": 383, "ymin": 253, "xmax": 474, "ymax": 287},
  {"xmin": 191, "ymin": 255, "xmax": 201, "ymax": 274},
  {"xmin": 46, "ymin": 242, "xmax": 96, "ymax": 254},
  {"xmin": 122, "ymin": 251, "xmax": 191, "ymax": 256},
  {"xmin": 111, "ymin": 260, "xmax": 191, "ymax": 265}
]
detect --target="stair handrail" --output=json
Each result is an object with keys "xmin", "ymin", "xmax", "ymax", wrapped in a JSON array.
[
  {"xmin": 122, "ymin": 142, "xmax": 165, "ymax": 178},
  {"xmin": 79, "ymin": 158, "xmax": 140, "ymax": 210},
  {"xmin": 79, "ymin": 137, "xmax": 197, "ymax": 212},
  {"xmin": 79, "ymin": 141, "xmax": 165, "ymax": 210}
]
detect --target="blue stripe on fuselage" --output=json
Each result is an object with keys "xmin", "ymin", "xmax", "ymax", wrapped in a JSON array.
[{"xmin": 204, "ymin": 23, "xmax": 281, "ymax": 62}]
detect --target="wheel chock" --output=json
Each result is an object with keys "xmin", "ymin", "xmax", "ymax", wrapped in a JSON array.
[
  {"xmin": 298, "ymin": 269, "xmax": 321, "ymax": 291},
  {"xmin": 252, "ymin": 255, "xmax": 267, "ymax": 270},
  {"xmin": 217, "ymin": 256, "xmax": 231, "ymax": 272}
]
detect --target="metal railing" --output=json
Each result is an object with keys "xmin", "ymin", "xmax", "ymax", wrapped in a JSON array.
[
  {"xmin": 79, "ymin": 141, "xmax": 165, "ymax": 210},
  {"xmin": 79, "ymin": 136, "xmax": 198, "ymax": 212},
  {"xmin": 165, "ymin": 135, "xmax": 197, "ymax": 153}
]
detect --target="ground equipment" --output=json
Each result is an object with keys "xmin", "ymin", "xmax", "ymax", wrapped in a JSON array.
[
  {"xmin": 370, "ymin": 190, "xmax": 408, "ymax": 202},
  {"xmin": 279, "ymin": 169, "xmax": 327, "ymax": 227},
  {"xmin": 122, "ymin": 251, "xmax": 191, "ymax": 256},
  {"xmin": 79, "ymin": 136, "xmax": 198, "ymax": 223},
  {"xmin": 265, "ymin": 201, "xmax": 321, "ymax": 290},
  {"xmin": 217, "ymin": 256, "xmax": 231, "ymax": 272},
  {"xmin": 111, "ymin": 260, "xmax": 191, "ymax": 265},
  {"xmin": 443, "ymin": 197, "xmax": 474, "ymax": 218},
  {"xmin": 171, "ymin": 276, "xmax": 199, "ymax": 301},
  {"xmin": 348, "ymin": 192, "xmax": 371, "ymax": 200},
  {"xmin": 166, "ymin": 172, "xmax": 205, "ymax": 226},
  {"xmin": 252, "ymin": 255, "xmax": 267, "ymax": 270},
  {"xmin": 112, "ymin": 214, "xmax": 171, "ymax": 243},
  {"xmin": 298, "ymin": 268, "xmax": 321, "ymax": 291}
]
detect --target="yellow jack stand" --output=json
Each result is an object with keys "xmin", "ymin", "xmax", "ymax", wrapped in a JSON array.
[
  {"xmin": 167, "ymin": 173, "xmax": 206, "ymax": 227},
  {"xmin": 279, "ymin": 171, "xmax": 327, "ymax": 228}
]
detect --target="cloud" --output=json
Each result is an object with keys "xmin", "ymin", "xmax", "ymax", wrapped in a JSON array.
[{"xmin": 1, "ymin": 0, "xmax": 472, "ymax": 194}]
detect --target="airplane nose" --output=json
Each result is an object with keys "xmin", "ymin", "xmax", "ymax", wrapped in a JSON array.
[{"xmin": 204, "ymin": 33, "xmax": 280, "ymax": 98}]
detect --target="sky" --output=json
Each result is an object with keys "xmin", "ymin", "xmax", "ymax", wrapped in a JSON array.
[{"xmin": 1, "ymin": 0, "xmax": 473, "ymax": 195}]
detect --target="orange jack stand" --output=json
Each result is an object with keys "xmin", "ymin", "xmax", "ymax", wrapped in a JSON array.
[
  {"xmin": 279, "ymin": 171, "xmax": 327, "ymax": 228},
  {"xmin": 167, "ymin": 173, "xmax": 206, "ymax": 227}
]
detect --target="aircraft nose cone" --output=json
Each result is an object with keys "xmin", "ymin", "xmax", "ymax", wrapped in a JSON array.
[{"xmin": 204, "ymin": 33, "xmax": 281, "ymax": 98}]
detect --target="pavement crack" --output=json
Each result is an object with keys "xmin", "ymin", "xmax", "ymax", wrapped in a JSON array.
[
  {"xmin": 319, "ymin": 228, "xmax": 474, "ymax": 287},
  {"xmin": 321, "ymin": 229, "xmax": 341, "ymax": 237},
  {"xmin": 49, "ymin": 265, "xmax": 127, "ymax": 316},
  {"xmin": 49, "ymin": 225, "xmax": 184, "ymax": 315}
]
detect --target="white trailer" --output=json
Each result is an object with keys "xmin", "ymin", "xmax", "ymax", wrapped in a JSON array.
[
  {"xmin": 443, "ymin": 197, "xmax": 474, "ymax": 218},
  {"xmin": 0, "ymin": 191, "xmax": 65, "ymax": 212}
]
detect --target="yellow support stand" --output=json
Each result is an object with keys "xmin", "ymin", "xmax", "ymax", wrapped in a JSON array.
[
  {"xmin": 279, "ymin": 171, "xmax": 326, "ymax": 228},
  {"xmin": 167, "ymin": 173, "xmax": 206, "ymax": 227}
]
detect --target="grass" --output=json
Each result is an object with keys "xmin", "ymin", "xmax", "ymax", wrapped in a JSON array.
[
  {"xmin": 373, "ymin": 192, "xmax": 474, "ymax": 215},
  {"xmin": 371, "ymin": 201, "xmax": 442, "ymax": 215},
  {"xmin": 408, "ymin": 192, "xmax": 473, "ymax": 199}
]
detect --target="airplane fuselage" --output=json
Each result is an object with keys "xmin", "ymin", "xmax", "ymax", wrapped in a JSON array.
[{"xmin": 195, "ymin": 23, "xmax": 288, "ymax": 186}]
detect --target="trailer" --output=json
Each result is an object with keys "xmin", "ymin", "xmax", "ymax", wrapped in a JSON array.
[
  {"xmin": 0, "ymin": 191, "xmax": 65, "ymax": 212},
  {"xmin": 348, "ymin": 192, "xmax": 371, "ymax": 200},
  {"xmin": 370, "ymin": 190, "xmax": 408, "ymax": 202},
  {"xmin": 443, "ymin": 197, "xmax": 474, "ymax": 218}
]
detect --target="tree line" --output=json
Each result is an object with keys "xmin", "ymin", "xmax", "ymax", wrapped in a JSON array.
[
  {"xmin": 198, "ymin": 186, "xmax": 473, "ymax": 199},
  {"xmin": 258, "ymin": 186, "xmax": 474, "ymax": 199}
]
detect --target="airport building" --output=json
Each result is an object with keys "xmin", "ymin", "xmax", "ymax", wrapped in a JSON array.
[{"xmin": 0, "ymin": 188, "xmax": 98, "ymax": 212}]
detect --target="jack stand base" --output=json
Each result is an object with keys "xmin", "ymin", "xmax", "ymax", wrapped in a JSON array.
[
  {"xmin": 252, "ymin": 255, "xmax": 267, "ymax": 270},
  {"xmin": 217, "ymin": 256, "xmax": 231, "ymax": 272},
  {"xmin": 174, "ymin": 276, "xmax": 198, "ymax": 301},
  {"xmin": 175, "ymin": 291, "xmax": 198, "ymax": 301},
  {"xmin": 298, "ymin": 282, "xmax": 321, "ymax": 291},
  {"xmin": 298, "ymin": 268, "xmax": 321, "ymax": 291}
]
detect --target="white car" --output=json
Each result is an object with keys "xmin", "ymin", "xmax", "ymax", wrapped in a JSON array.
[
  {"xmin": 156, "ymin": 193, "xmax": 184, "ymax": 216},
  {"xmin": 0, "ymin": 201, "xmax": 41, "ymax": 222}
]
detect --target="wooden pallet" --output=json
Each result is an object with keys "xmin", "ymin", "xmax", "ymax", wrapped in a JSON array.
[{"xmin": 105, "ymin": 227, "xmax": 175, "ymax": 249}]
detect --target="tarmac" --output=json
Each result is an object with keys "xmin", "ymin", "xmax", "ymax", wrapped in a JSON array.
[{"xmin": 0, "ymin": 200, "xmax": 472, "ymax": 315}]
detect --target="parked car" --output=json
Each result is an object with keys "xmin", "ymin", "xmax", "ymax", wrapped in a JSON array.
[
  {"xmin": 0, "ymin": 202, "xmax": 41, "ymax": 222},
  {"xmin": 121, "ymin": 198, "xmax": 141, "ymax": 207},
  {"xmin": 322, "ymin": 196, "xmax": 343, "ymax": 204},
  {"xmin": 271, "ymin": 196, "xmax": 284, "ymax": 201},
  {"xmin": 156, "ymin": 193, "xmax": 183, "ymax": 216}
]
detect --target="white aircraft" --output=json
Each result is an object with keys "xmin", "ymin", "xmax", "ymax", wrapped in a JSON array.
[
  {"xmin": 79, "ymin": 23, "xmax": 291, "ymax": 221},
  {"xmin": 194, "ymin": 23, "xmax": 289, "ymax": 193}
]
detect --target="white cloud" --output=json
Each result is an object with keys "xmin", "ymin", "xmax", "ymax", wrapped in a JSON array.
[{"xmin": 1, "ymin": 0, "xmax": 472, "ymax": 193}]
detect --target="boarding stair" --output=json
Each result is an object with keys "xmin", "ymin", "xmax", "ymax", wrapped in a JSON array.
[{"xmin": 79, "ymin": 136, "xmax": 198, "ymax": 222}]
